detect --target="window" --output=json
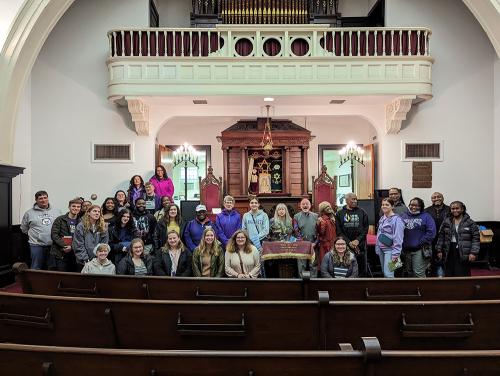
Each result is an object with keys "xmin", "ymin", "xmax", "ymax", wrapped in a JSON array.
[
  {"xmin": 319, "ymin": 144, "xmax": 352, "ymax": 206},
  {"xmin": 161, "ymin": 145, "xmax": 211, "ymax": 203}
]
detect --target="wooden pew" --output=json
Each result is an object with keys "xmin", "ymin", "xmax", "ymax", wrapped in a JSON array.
[
  {"xmin": 1, "ymin": 291, "xmax": 499, "ymax": 350},
  {"xmin": 1, "ymin": 339, "xmax": 500, "ymax": 376},
  {"xmin": 14, "ymin": 262, "xmax": 500, "ymax": 301}
]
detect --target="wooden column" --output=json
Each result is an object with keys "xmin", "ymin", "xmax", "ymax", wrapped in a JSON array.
[
  {"xmin": 302, "ymin": 146, "xmax": 309, "ymax": 195},
  {"xmin": 284, "ymin": 147, "xmax": 291, "ymax": 194},
  {"xmin": 222, "ymin": 147, "xmax": 229, "ymax": 195},
  {"xmin": 240, "ymin": 147, "xmax": 247, "ymax": 195},
  {"xmin": 0, "ymin": 164, "xmax": 25, "ymax": 287},
  {"xmin": 241, "ymin": 147, "xmax": 248, "ymax": 196}
]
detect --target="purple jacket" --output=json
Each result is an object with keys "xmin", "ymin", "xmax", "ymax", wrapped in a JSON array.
[
  {"xmin": 214, "ymin": 209, "xmax": 242, "ymax": 247},
  {"xmin": 400, "ymin": 211, "xmax": 436, "ymax": 250},
  {"xmin": 149, "ymin": 176, "xmax": 174, "ymax": 199},
  {"xmin": 183, "ymin": 218, "xmax": 213, "ymax": 252},
  {"xmin": 128, "ymin": 186, "xmax": 145, "ymax": 209},
  {"xmin": 376, "ymin": 214, "xmax": 405, "ymax": 257}
]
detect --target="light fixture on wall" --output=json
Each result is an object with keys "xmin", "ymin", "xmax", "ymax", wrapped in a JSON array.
[
  {"xmin": 260, "ymin": 105, "xmax": 274, "ymax": 152},
  {"xmin": 339, "ymin": 141, "xmax": 365, "ymax": 193},
  {"xmin": 173, "ymin": 143, "xmax": 199, "ymax": 202}
]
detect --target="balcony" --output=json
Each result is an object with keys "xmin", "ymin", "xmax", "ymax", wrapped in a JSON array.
[{"xmin": 107, "ymin": 25, "xmax": 433, "ymax": 101}]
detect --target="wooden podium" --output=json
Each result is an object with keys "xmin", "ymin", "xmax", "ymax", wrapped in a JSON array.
[{"xmin": 261, "ymin": 241, "xmax": 314, "ymax": 278}]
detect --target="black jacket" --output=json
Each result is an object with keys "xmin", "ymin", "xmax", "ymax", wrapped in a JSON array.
[
  {"xmin": 116, "ymin": 253, "xmax": 156, "ymax": 275},
  {"xmin": 335, "ymin": 206, "xmax": 369, "ymax": 249},
  {"xmin": 436, "ymin": 213, "xmax": 480, "ymax": 261},
  {"xmin": 108, "ymin": 224, "xmax": 140, "ymax": 254},
  {"xmin": 424, "ymin": 204, "xmax": 450, "ymax": 237},
  {"xmin": 50, "ymin": 213, "xmax": 80, "ymax": 259},
  {"xmin": 156, "ymin": 248, "xmax": 192, "ymax": 277}
]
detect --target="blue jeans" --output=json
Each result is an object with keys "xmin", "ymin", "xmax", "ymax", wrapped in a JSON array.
[
  {"xmin": 29, "ymin": 245, "xmax": 50, "ymax": 270},
  {"xmin": 378, "ymin": 249, "xmax": 395, "ymax": 278}
]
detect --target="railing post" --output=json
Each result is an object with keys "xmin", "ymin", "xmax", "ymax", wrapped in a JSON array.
[
  {"xmin": 348, "ymin": 30, "xmax": 352, "ymax": 56},
  {"xmin": 399, "ymin": 30, "xmax": 402, "ymax": 56},
  {"xmin": 365, "ymin": 29, "xmax": 369, "ymax": 56},
  {"xmin": 356, "ymin": 30, "xmax": 360, "ymax": 57},
  {"xmin": 390, "ymin": 30, "xmax": 394, "ymax": 56},
  {"xmin": 121, "ymin": 30, "xmax": 125, "ymax": 57},
  {"xmin": 374, "ymin": 30, "xmax": 377, "ymax": 56},
  {"xmin": 382, "ymin": 30, "xmax": 386, "ymax": 56},
  {"xmin": 340, "ymin": 30, "xmax": 344, "ymax": 56},
  {"xmin": 417, "ymin": 29, "xmax": 421, "ymax": 56}
]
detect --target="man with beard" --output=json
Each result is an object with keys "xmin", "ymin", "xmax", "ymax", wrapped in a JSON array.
[
  {"xmin": 425, "ymin": 192, "xmax": 450, "ymax": 276},
  {"xmin": 336, "ymin": 193, "xmax": 369, "ymax": 276},
  {"xmin": 49, "ymin": 198, "xmax": 82, "ymax": 272},
  {"xmin": 293, "ymin": 198, "xmax": 319, "ymax": 276},
  {"xmin": 183, "ymin": 204, "xmax": 213, "ymax": 252},
  {"xmin": 132, "ymin": 198, "xmax": 157, "ymax": 255}
]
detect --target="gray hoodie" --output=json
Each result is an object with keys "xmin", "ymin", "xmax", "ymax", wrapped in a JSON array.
[
  {"xmin": 20, "ymin": 204, "xmax": 61, "ymax": 246},
  {"xmin": 242, "ymin": 210, "xmax": 269, "ymax": 250}
]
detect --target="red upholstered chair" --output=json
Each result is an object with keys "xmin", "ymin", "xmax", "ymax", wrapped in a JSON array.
[
  {"xmin": 312, "ymin": 165, "xmax": 337, "ymax": 212},
  {"xmin": 199, "ymin": 166, "xmax": 222, "ymax": 222}
]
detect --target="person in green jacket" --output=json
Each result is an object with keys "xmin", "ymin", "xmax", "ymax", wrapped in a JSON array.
[{"xmin": 192, "ymin": 226, "xmax": 224, "ymax": 277}]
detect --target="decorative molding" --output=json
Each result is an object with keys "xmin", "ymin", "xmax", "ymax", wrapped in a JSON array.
[
  {"xmin": 107, "ymin": 59, "xmax": 433, "ymax": 100},
  {"xmin": 385, "ymin": 95, "xmax": 416, "ymax": 134},
  {"xmin": 126, "ymin": 97, "xmax": 150, "ymax": 136}
]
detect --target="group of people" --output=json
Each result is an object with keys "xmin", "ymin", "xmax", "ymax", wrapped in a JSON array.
[
  {"xmin": 375, "ymin": 189, "xmax": 480, "ymax": 278},
  {"xmin": 20, "ymin": 167, "xmax": 480, "ymax": 279}
]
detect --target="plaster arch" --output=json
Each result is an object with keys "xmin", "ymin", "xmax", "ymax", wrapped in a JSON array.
[{"xmin": 1, "ymin": 0, "xmax": 499, "ymax": 164}]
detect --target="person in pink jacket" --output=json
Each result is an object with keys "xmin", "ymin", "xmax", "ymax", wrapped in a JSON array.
[{"xmin": 149, "ymin": 165, "xmax": 174, "ymax": 200}]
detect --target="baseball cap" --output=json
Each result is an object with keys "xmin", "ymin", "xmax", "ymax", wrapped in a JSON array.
[{"xmin": 195, "ymin": 204, "xmax": 207, "ymax": 212}]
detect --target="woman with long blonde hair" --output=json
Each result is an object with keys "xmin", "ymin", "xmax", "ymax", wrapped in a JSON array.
[
  {"xmin": 225, "ymin": 229, "xmax": 260, "ymax": 278},
  {"xmin": 268, "ymin": 203, "xmax": 293, "ymax": 241},
  {"xmin": 73, "ymin": 205, "xmax": 109, "ymax": 271},
  {"xmin": 192, "ymin": 227, "xmax": 224, "ymax": 277}
]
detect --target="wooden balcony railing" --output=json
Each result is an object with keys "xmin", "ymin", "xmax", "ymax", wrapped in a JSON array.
[{"xmin": 107, "ymin": 26, "xmax": 431, "ymax": 59}]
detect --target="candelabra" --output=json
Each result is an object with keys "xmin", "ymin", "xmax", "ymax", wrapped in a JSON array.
[
  {"xmin": 339, "ymin": 141, "xmax": 365, "ymax": 193},
  {"xmin": 173, "ymin": 143, "xmax": 199, "ymax": 201}
]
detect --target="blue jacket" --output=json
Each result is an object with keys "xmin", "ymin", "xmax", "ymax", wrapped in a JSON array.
[
  {"xmin": 214, "ymin": 209, "xmax": 242, "ymax": 247},
  {"xmin": 242, "ymin": 210, "xmax": 269, "ymax": 250},
  {"xmin": 400, "ymin": 211, "xmax": 436, "ymax": 250},
  {"xmin": 183, "ymin": 218, "xmax": 213, "ymax": 252}
]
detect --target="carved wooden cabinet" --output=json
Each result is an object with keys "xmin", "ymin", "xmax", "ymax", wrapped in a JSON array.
[{"xmin": 218, "ymin": 118, "xmax": 313, "ymax": 214}]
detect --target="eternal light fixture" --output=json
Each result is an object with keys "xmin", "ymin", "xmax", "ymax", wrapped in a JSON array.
[
  {"xmin": 260, "ymin": 105, "xmax": 274, "ymax": 152},
  {"xmin": 339, "ymin": 141, "xmax": 365, "ymax": 193}
]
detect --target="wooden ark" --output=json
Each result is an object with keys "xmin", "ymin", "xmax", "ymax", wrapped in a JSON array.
[{"xmin": 218, "ymin": 118, "xmax": 313, "ymax": 215}]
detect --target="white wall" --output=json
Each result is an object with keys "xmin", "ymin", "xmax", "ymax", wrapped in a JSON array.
[
  {"xmin": 156, "ymin": 115, "xmax": 377, "ymax": 193},
  {"xmin": 11, "ymin": 76, "xmax": 32, "ymax": 223},
  {"xmin": 157, "ymin": 0, "xmax": 191, "ymax": 28},
  {"xmin": 29, "ymin": 0, "xmax": 151, "ymax": 213},
  {"xmin": 0, "ymin": 0, "xmax": 25, "ymax": 50},
  {"xmin": 383, "ymin": 0, "xmax": 495, "ymax": 220}
]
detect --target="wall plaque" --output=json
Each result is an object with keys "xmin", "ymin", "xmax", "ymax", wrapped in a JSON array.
[{"xmin": 412, "ymin": 161, "xmax": 432, "ymax": 188}]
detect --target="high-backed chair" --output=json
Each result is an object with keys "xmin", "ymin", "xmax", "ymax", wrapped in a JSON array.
[
  {"xmin": 199, "ymin": 166, "xmax": 222, "ymax": 222},
  {"xmin": 312, "ymin": 165, "xmax": 336, "ymax": 212}
]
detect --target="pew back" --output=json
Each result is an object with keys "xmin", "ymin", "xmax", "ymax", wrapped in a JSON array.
[
  {"xmin": 15, "ymin": 266, "xmax": 500, "ymax": 301},
  {"xmin": 1, "ymin": 343, "xmax": 500, "ymax": 376},
  {"xmin": 1, "ymin": 292, "xmax": 500, "ymax": 351}
]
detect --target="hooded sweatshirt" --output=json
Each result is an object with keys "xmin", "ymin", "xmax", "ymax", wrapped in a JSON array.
[
  {"xmin": 242, "ymin": 210, "xmax": 269, "ymax": 250},
  {"xmin": 376, "ymin": 214, "xmax": 405, "ymax": 257},
  {"xmin": 81, "ymin": 258, "xmax": 116, "ymax": 275},
  {"xmin": 215, "ymin": 209, "xmax": 242, "ymax": 247},
  {"xmin": 21, "ymin": 204, "xmax": 61, "ymax": 246},
  {"xmin": 400, "ymin": 210, "xmax": 436, "ymax": 251}
]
